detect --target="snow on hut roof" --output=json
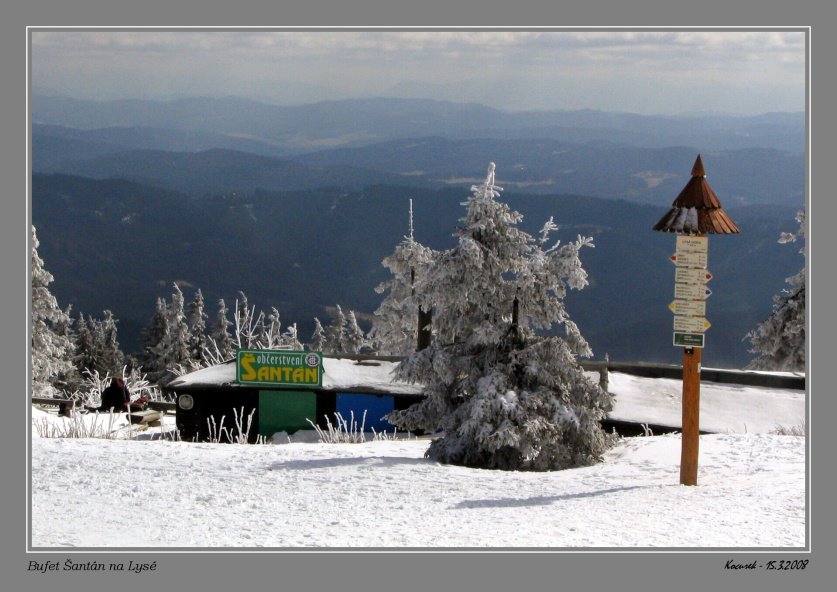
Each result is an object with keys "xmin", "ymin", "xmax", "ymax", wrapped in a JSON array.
[
  {"xmin": 653, "ymin": 154, "xmax": 740, "ymax": 234},
  {"xmin": 164, "ymin": 355, "xmax": 424, "ymax": 396}
]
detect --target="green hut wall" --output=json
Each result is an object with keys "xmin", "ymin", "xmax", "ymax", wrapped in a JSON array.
[{"xmin": 257, "ymin": 389, "xmax": 317, "ymax": 437}]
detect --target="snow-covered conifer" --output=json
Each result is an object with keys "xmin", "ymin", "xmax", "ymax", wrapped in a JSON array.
[
  {"xmin": 280, "ymin": 322, "xmax": 304, "ymax": 350},
  {"xmin": 151, "ymin": 283, "xmax": 191, "ymax": 382},
  {"xmin": 187, "ymin": 289, "xmax": 209, "ymax": 364},
  {"xmin": 210, "ymin": 298, "xmax": 235, "ymax": 360},
  {"xmin": 31, "ymin": 225, "xmax": 75, "ymax": 396},
  {"xmin": 266, "ymin": 307, "xmax": 283, "ymax": 348},
  {"xmin": 52, "ymin": 305, "xmax": 81, "ymax": 389},
  {"xmin": 75, "ymin": 312, "xmax": 122, "ymax": 377},
  {"xmin": 254, "ymin": 310, "xmax": 270, "ymax": 348},
  {"xmin": 325, "ymin": 305, "xmax": 348, "ymax": 354},
  {"xmin": 310, "ymin": 318, "xmax": 327, "ymax": 352},
  {"xmin": 72, "ymin": 314, "xmax": 96, "ymax": 376},
  {"xmin": 345, "ymin": 310, "xmax": 366, "ymax": 354},
  {"xmin": 387, "ymin": 163, "xmax": 614, "ymax": 471},
  {"xmin": 746, "ymin": 209, "xmax": 806, "ymax": 371},
  {"xmin": 140, "ymin": 297, "xmax": 169, "ymax": 376},
  {"xmin": 98, "ymin": 309, "xmax": 125, "ymax": 376},
  {"xmin": 370, "ymin": 199, "xmax": 435, "ymax": 355}
]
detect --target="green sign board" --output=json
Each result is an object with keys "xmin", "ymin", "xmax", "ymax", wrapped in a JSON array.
[
  {"xmin": 673, "ymin": 332, "xmax": 705, "ymax": 348},
  {"xmin": 236, "ymin": 350, "xmax": 323, "ymax": 387}
]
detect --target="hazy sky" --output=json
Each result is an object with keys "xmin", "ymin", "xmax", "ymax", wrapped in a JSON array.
[{"xmin": 30, "ymin": 29, "xmax": 806, "ymax": 115}]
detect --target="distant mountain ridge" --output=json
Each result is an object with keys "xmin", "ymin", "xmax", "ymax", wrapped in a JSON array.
[
  {"xmin": 35, "ymin": 145, "xmax": 431, "ymax": 195},
  {"xmin": 32, "ymin": 123, "xmax": 295, "ymax": 165},
  {"xmin": 32, "ymin": 94, "xmax": 805, "ymax": 155},
  {"xmin": 36, "ymin": 133, "xmax": 804, "ymax": 207},
  {"xmin": 294, "ymin": 137, "xmax": 804, "ymax": 207}
]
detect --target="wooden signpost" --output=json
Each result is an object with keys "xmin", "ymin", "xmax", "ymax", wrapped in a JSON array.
[
  {"xmin": 653, "ymin": 155, "xmax": 740, "ymax": 486},
  {"xmin": 672, "ymin": 234, "xmax": 710, "ymax": 486}
]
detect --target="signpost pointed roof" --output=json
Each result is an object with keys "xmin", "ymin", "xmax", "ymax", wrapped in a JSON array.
[
  {"xmin": 653, "ymin": 154, "xmax": 740, "ymax": 234},
  {"xmin": 691, "ymin": 154, "xmax": 706, "ymax": 177}
]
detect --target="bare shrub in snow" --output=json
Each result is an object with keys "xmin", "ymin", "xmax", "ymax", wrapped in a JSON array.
[
  {"xmin": 302, "ymin": 411, "xmax": 407, "ymax": 443},
  {"xmin": 771, "ymin": 421, "xmax": 806, "ymax": 436},
  {"xmin": 205, "ymin": 407, "xmax": 266, "ymax": 444},
  {"xmin": 68, "ymin": 366, "xmax": 163, "ymax": 408},
  {"xmin": 33, "ymin": 410, "xmax": 128, "ymax": 440},
  {"xmin": 307, "ymin": 411, "xmax": 368, "ymax": 443}
]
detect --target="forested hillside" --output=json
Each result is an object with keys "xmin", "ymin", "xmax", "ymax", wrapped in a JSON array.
[{"xmin": 32, "ymin": 172, "xmax": 802, "ymax": 368}]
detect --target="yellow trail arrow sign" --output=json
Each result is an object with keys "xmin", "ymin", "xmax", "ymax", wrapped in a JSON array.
[{"xmin": 669, "ymin": 299, "xmax": 707, "ymax": 316}]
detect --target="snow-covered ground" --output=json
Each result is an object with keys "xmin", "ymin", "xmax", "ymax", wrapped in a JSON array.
[
  {"xmin": 605, "ymin": 371, "xmax": 805, "ymax": 434},
  {"xmin": 29, "ymin": 375, "xmax": 807, "ymax": 548}
]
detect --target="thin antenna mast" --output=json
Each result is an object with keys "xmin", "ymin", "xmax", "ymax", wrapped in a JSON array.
[{"xmin": 408, "ymin": 198, "xmax": 414, "ymax": 242}]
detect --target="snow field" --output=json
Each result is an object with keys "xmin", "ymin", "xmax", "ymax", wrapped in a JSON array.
[{"xmin": 31, "ymin": 430, "xmax": 805, "ymax": 548}]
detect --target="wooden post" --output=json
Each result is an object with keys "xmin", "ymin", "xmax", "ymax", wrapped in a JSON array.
[{"xmin": 680, "ymin": 346, "xmax": 701, "ymax": 485}]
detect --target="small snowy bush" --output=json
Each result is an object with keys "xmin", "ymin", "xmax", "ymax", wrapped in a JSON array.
[
  {"xmin": 305, "ymin": 411, "xmax": 407, "ymax": 443},
  {"xmin": 205, "ymin": 407, "xmax": 266, "ymax": 444}
]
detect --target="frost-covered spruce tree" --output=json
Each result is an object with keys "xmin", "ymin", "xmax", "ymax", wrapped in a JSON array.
[
  {"xmin": 140, "ymin": 297, "xmax": 169, "ymax": 376},
  {"xmin": 76, "ymin": 312, "xmax": 123, "ymax": 377},
  {"xmin": 310, "ymin": 318, "xmax": 327, "ymax": 352},
  {"xmin": 54, "ymin": 304, "xmax": 82, "ymax": 389},
  {"xmin": 388, "ymin": 163, "xmax": 614, "ymax": 471},
  {"xmin": 266, "ymin": 307, "xmax": 283, "ymax": 348},
  {"xmin": 72, "ymin": 314, "xmax": 97, "ymax": 376},
  {"xmin": 98, "ymin": 310, "xmax": 125, "ymax": 377},
  {"xmin": 187, "ymin": 289, "xmax": 209, "ymax": 364},
  {"xmin": 31, "ymin": 225, "xmax": 75, "ymax": 396},
  {"xmin": 325, "ymin": 305, "xmax": 348, "ymax": 354},
  {"xmin": 370, "ymin": 199, "xmax": 435, "ymax": 355},
  {"xmin": 151, "ymin": 283, "xmax": 191, "ymax": 382},
  {"xmin": 279, "ymin": 323, "xmax": 304, "ymax": 350},
  {"xmin": 746, "ymin": 209, "xmax": 806, "ymax": 371},
  {"xmin": 345, "ymin": 310, "xmax": 366, "ymax": 354},
  {"xmin": 254, "ymin": 310, "xmax": 270, "ymax": 348},
  {"xmin": 210, "ymin": 298, "xmax": 235, "ymax": 360}
]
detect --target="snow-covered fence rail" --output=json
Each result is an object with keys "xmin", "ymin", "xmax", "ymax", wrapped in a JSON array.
[
  {"xmin": 581, "ymin": 360, "xmax": 805, "ymax": 391},
  {"xmin": 31, "ymin": 396, "xmax": 76, "ymax": 416},
  {"xmin": 32, "ymin": 396, "xmax": 73, "ymax": 406},
  {"xmin": 276, "ymin": 354, "xmax": 803, "ymax": 391},
  {"xmin": 147, "ymin": 400, "xmax": 177, "ymax": 413}
]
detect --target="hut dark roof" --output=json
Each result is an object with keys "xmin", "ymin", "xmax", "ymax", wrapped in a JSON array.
[{"xmin": 653, "ymin": 155, "xmax": 740, "ymax": 234}]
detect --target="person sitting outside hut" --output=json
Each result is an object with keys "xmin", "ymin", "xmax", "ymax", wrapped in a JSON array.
[{"xmin": 100, "ymin": 377, "xmax": 131, "ymax": 412}]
